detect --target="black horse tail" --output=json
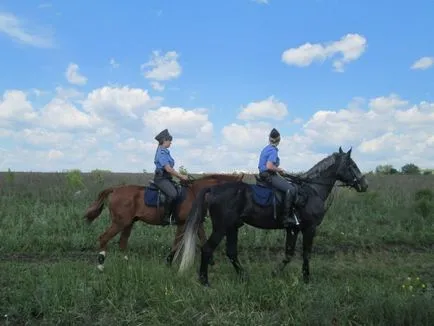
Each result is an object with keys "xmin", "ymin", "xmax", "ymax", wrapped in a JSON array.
[{"xmin": 176, "ymin": 186, "xmax": 211, "ymax": 273}]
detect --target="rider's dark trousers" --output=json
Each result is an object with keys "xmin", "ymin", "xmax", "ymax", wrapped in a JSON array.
[{"xmin": 153, "ymin": 176, "xmax": 177, "ymax": 200}]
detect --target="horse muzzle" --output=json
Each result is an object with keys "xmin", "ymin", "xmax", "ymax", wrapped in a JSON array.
[{"xmin": 354, "ymin": 175, "xmax": 368, "ymax": 192}]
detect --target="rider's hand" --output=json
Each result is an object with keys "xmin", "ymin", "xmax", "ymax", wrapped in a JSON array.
[{"xmin": 179, "ymin": 174, "xmax": 189, "ymax": 181}]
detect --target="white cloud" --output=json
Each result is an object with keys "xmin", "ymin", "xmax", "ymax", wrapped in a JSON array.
[
  {"xmin": 83, "ymin": 86, "xmax": 162, "ymax": 124},
  {"xmin": 0, "ymin": 12, "xmax": 54, "ymax": 48},
  {"xmin": 39, "ymin": 98, "xmax": 100, "ymax": 131},
  {"xmin": 411, "ymin": 56, "xmax": 434, "ymax": 70},
  {"xmin": 237, "ymin": 96, "xmax": 288, "ymax": 120},
  {"xmin": 141, "ymin": 50, "xmax": 182, "ymax": 81},
  {"xmin": 116, "ymin": 138, "xmax": 156, "ymax": 152},
  {"xmin": 222, "ymin": 122, "xmax": 271, "ymax": 150},
  {"xmin": 141, "ymin": 50, "xmax": 182, "ymax": 91},
  {"xmin": 296, "ymin": 94, "xmax": 434, "ymax": 170},
  {"xmin": 143, "ymin": 106, "xmax": 213, "ymax": 142},
  {"xmin": 0, "ymin": 90, "xmax": 37, "ymax": 126},
  {"xmin": 368, "ymin": 93, "xmax": 408, "ymax": 113},
  {"xmin": 150, "ymin": 81, "xmax": 165, "ymax": 92},
  {"xmin": 17, "ymin": 128, "xmax": 74, "ymax": 147},
  {"xmin": 252, "ymin": 0, "xmax": 269, "ymax": 4},
  {"xmin": 65, "ymin": 63, "xmax": 88, "ymax": 85},
  {"xmin": 54, "ymin": 86, "xmax": 83, "ymax": 100},
  {"xmin": 48, "ymin": 149, "xmax": 64, "ymax": 160},
  {"xmin": 1, "ymin": 78, "xmax": 434, "ymax": 174},
  {"xmin": 282, "ymin": 33, "xmax": 367, "ymax": 72}
]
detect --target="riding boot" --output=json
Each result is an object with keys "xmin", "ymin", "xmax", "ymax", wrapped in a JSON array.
[
  {"xmin": 282, "ymin": 189, "xmax": 297, "ymax": 228},
  {"xmin": 161, "ymin": 198, "xmax": 174, "ymax": 225}
]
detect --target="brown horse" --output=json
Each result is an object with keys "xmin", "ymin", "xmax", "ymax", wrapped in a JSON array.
[{"xmin": 83, "ymin": 173, "xmax": 244, "ymax": 271}]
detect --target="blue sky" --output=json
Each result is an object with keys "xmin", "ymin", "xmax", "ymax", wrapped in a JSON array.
[{"xmin": 1, "ymin": 0, "xmax": 434, "ymax": 173}]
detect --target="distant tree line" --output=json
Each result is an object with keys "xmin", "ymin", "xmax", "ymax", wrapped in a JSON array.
[{"xmin": 374, "ymin": 163, "xmax": 433, "ymax": 175}]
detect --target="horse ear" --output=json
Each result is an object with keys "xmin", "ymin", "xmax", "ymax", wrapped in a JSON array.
[
  {"xmin": 347, "ymin": 147, "xmax": 352, "ymax": 157},
  {"xmin": 339, "ymin": 146, "xmax": 343, "ymax": 154}
]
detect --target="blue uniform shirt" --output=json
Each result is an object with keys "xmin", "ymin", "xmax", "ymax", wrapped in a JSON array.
[
  {"xmin": 258, "ymin": 144, "xmax": 280, "ymax": 173},
  {"xmin": 154, "ymin": 146, "xmax": 175, "ymax": 172}
]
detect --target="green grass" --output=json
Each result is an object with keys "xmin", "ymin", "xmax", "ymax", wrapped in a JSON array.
[{"xmin": 1, "ymin": 171, "xmax": 434, "ymax": 325}]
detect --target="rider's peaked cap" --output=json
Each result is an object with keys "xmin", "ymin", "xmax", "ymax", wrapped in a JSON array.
[
  {"xmin": 269, "ymin": 128, "xmax": 280, "ymax": 142},
  {"xmin": 154, "ymin": 129, "xmax": 173, "ymax": 142}
]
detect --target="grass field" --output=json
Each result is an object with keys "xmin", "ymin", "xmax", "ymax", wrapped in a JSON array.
[{"xmin": 1, "ymin": 171, "xmax": 434, "ymax": 325}]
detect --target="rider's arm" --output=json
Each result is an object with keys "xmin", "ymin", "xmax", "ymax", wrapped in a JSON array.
[
  {"xmin": 164, "ymin": 165, "xmax": 186, "ymax": 179},
  {"xmin": 266, "ymin": 148, "xmax": 284, "ymax": 173},
  {"xmin": 266, "ymin": 161, "xmax": 283, "ymax": 173}
]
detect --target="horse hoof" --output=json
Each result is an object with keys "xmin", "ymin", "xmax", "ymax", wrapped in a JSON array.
[
  {"xmin": 209, "ymin": 257, "xmax": 215, "ymax": 266},
  {"xmin": 199, "ymin": 276, "xmax": 210, "ymax": 287},
  {"xmin": 239, "ymin": 272, "xmax": 249, "ymax": 283},
  {"xmin": 165, "ymin": 255, "xmax": 173, "ymax": 267},
  {"xmin": 97, "ymin": 264, "xmax": 104, "ymax": 272},
  {"xmin": 303, "ymin": 275, "xmax": 310, "ymax": 284}
]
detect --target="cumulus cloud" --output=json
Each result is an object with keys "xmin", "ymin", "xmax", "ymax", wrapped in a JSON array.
[
  {"xmin": 0, "ymin": 11, "xmax": 54, "ymax": 48},
  {"xmin": 48, "ymin": 149, "xmax": 64, "ymax": 160},
  {"xmin": 1, "ymin": 79, "xmax": 434, "ymax": 173},
  {"xmin": 411, "ymin": 56, "xmax": 434, "ymax": 70},
  {"xmin": 40, "ymin": 98, "xmax": 100, "ymax": 131},
  {"xmin": 0, "ymin": 90, "xmax": 38, "ymax": 126},
  {"xmin": 294, "ymin": 94, "xmax": 434, "ymax": 170},
  {"xmin": 237, "ymin": 96, "xmax": 288, "ymax": 121},
  {"xmin": 281, "ymin": 33, "xmax": 367, "ymax": 72},
  {"xmin": 82, "ymin": 86, "xmax": 162, "ymax": 132},
  {"xmin": 141, "ymin": 50, "xmax": 182, "ymax": 81},
  {"xmin": 65, "ymin": 63, "xmax": 88, "ymax": 85},
  {"xmin": 141, "ymin": 50, "xmax": 182, "ymax": 91},
  {"xmin": 143, "ymin": 106, "xmax": 213, "ymax": 142},
  {"xmin": 150, "ymin": 81, "xmax": 165, "ymax": 92},
  {"xmin": 222, "ymin": 122, "xmax": 271, "ymax": 150}
]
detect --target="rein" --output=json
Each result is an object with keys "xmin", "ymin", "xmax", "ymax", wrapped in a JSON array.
[
  {"xmin": 282, "ymin": 172, "xmax": 352, "ymax": 214},
  {"xmin": 179, "ymin": 174, "xmax": 198, "ymax": 199}
]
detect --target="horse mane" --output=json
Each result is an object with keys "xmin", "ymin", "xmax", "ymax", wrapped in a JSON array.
[
  {"xmin": 301, "ymin": 153, "xmax": 339, "ymax": 179},
  {"xmin": 196, "ymin": 173, "xmax": 244, "ymax": 182}
]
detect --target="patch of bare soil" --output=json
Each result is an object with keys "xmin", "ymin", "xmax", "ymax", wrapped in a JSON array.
[{"xmin": 1, "ymin": 243, "xmax": 432, "ymax": 264}]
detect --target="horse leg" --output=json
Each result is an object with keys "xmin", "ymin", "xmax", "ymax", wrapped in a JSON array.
[
  {"xmin": 272, "ymin": 226, "xmax": 299, "ymax": 277},
  {"xmin": 166, "ymin": 224, "xmax": 184, "ymax": 266},
  {"xmin": 119, "ymin": 222, "xmax": 134, "ymax": 261},
  {"xmin": 302, "ymin": 225, "xmax": 316, "ymax": 283},
  {"xmin": 198, "ymin": 222, "xmax": 215, "ymax": 266},
  {"xmin": 199, "ymin": 230, "xmax": 225, "ymax": 287},
  {"xmin": 97, "ymin": 222, "xmax": 122, "ymax": 272},
  {"xmin": 226, "ymin": 226, "xmax": 247, "ymax": 281}
]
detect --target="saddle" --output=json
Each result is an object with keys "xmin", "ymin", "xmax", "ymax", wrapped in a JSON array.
[
  {"xmin": 144, "ymin": 180, "xmax": 183, "ymax": 208},
  {"xmin": 253, "ymin": 175, "xmax": 285, "ymax": 206},
  {"xmin": 251, "ymin": 174, "xmax": 307, "ymax": 222}
]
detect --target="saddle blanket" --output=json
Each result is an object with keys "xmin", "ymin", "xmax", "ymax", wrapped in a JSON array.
[
  {"xmin": 250, "ymin": 184, "xmax": 274, "ymax": 207},
  {"xmin": 144, "ymin": 186, "xmax": 186, "ymax": 207}
]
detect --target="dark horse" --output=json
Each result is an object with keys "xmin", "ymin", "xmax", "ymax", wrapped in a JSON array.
[
  {"xmin": 83, "ymin": 173, "xmax": 244, "ymax": 271},
  {"xmin": 175, "ymin": 147, "xmax": 368, "ymax": 286}
]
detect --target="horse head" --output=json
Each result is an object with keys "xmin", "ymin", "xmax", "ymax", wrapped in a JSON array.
[{"xmin": 336, "ymin": 146, "xmax": 368, "ymax": 192}]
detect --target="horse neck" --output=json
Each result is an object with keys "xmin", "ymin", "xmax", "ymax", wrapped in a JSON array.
[
  {"xmin": 306, "ymin": 167, "xmax": 339, "ymax": 201},
  {"xmin": 190, "ymin": 175, "xmax": 239, "ymax": 192}
]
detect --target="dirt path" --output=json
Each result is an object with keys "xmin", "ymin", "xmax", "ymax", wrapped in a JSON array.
[{"xmin": 1, "ymin": 243, "xmax": 433, "ymax": 264}]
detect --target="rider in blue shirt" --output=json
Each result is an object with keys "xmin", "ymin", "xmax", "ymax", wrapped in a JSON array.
[
  {"xmin": 258, "ymin": 128, "xmax": 298, "ymax": 227},
  {"xmin": 153, "ymin": 129, "xmax": 188, "ymax": 225}
]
